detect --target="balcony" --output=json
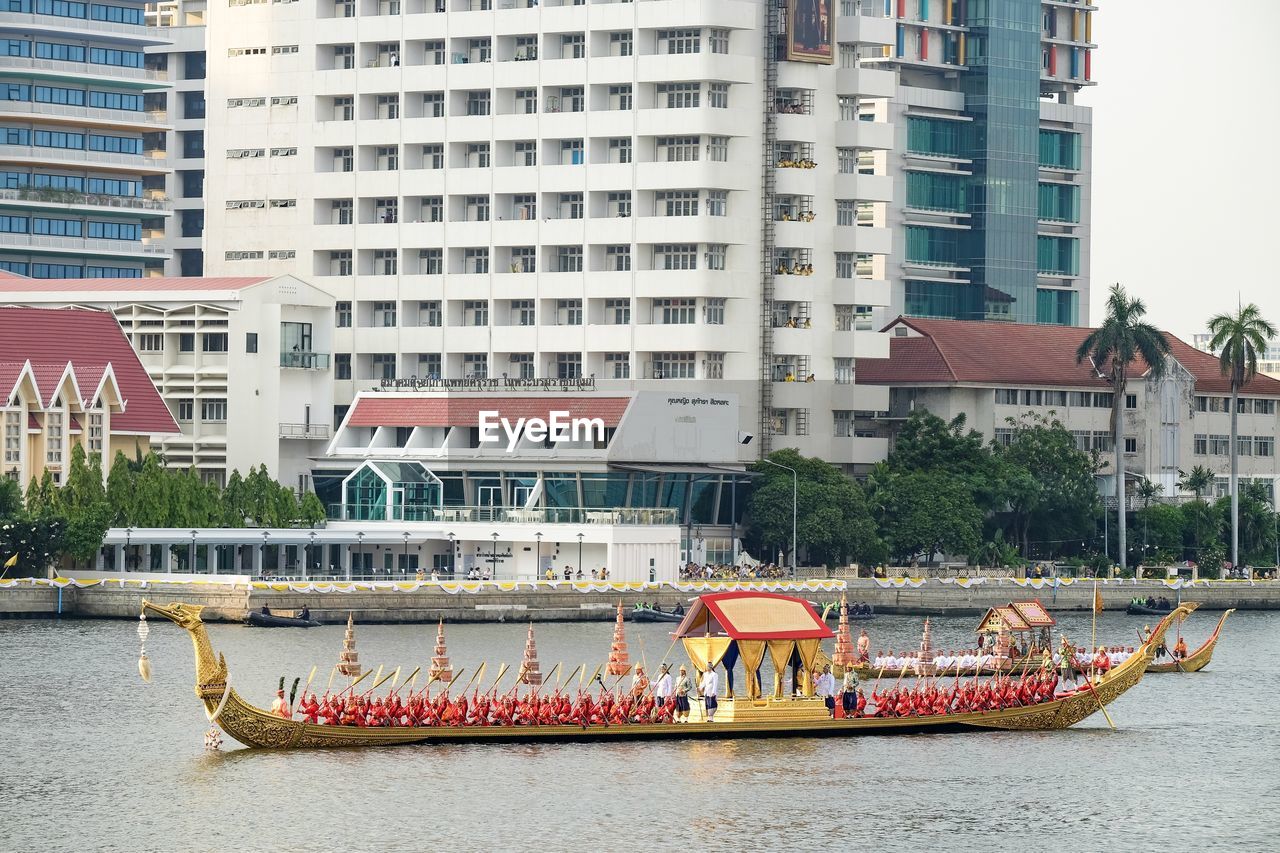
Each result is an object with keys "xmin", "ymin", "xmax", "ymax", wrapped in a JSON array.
[
  {"xmin": 0, "ymin": 12, "xmax": 168, "ymax": 41},
  {"xmin": 326, "ymin": 503, "xmax": 679, "ymax": 525},
  {"xmin": 0, "ymin": 233, "xmax": 168, "ymax": 256},
  {"xmin": 279, "ymin": 423, "xmax": 332, "ymax": 440},
  {"xmin": 0, "ymin": 187, "xmax": 172, "ymax": 213},
  {"xmin": 0, "ymin": 143, "xmax": 158, "ymax": 172},
  {"xmin": 0, "ymin": 55, "xmax": 168, "ymax": 84},
  {"xmin": 0, "ymin": 100, "xmax": 170, "ymax": 128},
  {"xmin": 280, "ymin": 351, "xmax": 332, "ymax": 370}
]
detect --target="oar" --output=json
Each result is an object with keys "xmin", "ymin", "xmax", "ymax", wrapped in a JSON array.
[
  {"xmin": 441, "ymin": 667, "xmax": 467, "ymax": 695},
  {"xmin": 457, "ymin": 662, "xmax": 486, "ymax": 696},
  {"xmin": 323, "ymin": 664, "xmax": 338, "ymax": 698},
  {"xmin": 487, "ymin": 663, "xmax": 511, "ymax": 696},
  {"xmin": 559, "ymin": 664, "xmax": 582, "ymax": 692},
  {"xmin": 335, "ymin": 667, "xmax": 374, "ymax": 697},
  {"xmin": 1085, "ymin": 672, "xmax": 1117, "ymax": 731},
  {"xmin": 363, "ymin": 666, "xmax": 398, "ymax": 696},
  {"xmin": 391, "ymin": 666, "xmax": 421, "ymax": 696},
  {"xmin": 534, "ymin": 662, "xmax": 562, "ymax": 698}
]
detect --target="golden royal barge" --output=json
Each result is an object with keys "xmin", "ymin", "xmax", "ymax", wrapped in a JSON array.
[{"xmin": 140, "ymin": 591, "xmax": 1189, "ymax": 749}]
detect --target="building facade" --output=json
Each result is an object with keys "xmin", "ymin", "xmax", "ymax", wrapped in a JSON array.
[
  {"xmin": 0, "ymin": 305, "xmax": 178, "ymax": 485},
  {"xmin": 1194, "ymin": 333, "xmax": 1280, "ymax": 380},
  {"xmin": 867, "ymin": 0, "xmax": 1095, "ymax": 326},
  {"xmin": 0, "ymin": 0, "xmax": 173, "ymax": 278},
  {"xmin": 194, "ymin": 0, "xmax": 897, "ymax": 469},
  {"xmin": 144, "ymin": 0, "xmax": 207, "ymax": 276},
  {"xmin": 859, "ymin": 318, "xmax": 1280, "ymax": 503},
  {"xmin": 0, "ymin": 274, "xmax": 335, "ymax": 489}
]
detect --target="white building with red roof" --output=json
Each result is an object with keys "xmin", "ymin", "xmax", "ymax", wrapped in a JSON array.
[
  {"xmin": 0, "ymin": 306, "xmax": 178, "ymax": 487},
  {"xmin": 858, "ymin": 318, "xmax": 1280, "ymax": 503},
  {"xmin": 0, "ymin": 274, "xmax": 335, "ymax": 489}
]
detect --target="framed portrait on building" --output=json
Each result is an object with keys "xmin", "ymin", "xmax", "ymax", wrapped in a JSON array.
[{"xmin": 787, "ymin": 0, "xmax": 834, "ymax": 64}]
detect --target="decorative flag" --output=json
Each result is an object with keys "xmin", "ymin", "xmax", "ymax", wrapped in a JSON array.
[
  {"xmin": 1093, "ymin": 585, "xmax": 1104, "ymax": 614},
  {"xmin": 4, "ymin": 553, "xmax": 16, "ymax": 568}
]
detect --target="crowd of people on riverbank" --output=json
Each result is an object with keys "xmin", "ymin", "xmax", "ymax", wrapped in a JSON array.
[{"xmin": 678, "ymin": 562, "xmax": 790, "ymax": 580}]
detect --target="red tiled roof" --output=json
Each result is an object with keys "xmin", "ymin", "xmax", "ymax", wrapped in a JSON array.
[
  {"xmin": 0, "ymin": 307, "xmax": 179, "ymax": 434},
  {"xmin": 346, "ymin": 395, "xmax": 632, "ymax": 428},
  {"xmin": 860, "ymin": 318, "xmax": 1280, "ymax": 397},
  {"xmin": 0, "ymin": 276, "xmax": 271, "ymax": 293}
]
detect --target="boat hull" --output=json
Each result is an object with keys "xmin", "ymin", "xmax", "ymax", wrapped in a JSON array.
[
  {"xmin": 628, "ymin": 609, "xmax": 683, "ymax": 623},
  {"xmin": 246, "ymin": 612, "xmax": 322, "ymax": 629},
  {"xmin": 1127, "ymin": 604, "xmax": 1174, "ymax": 616},
  {"xmin": 1144, "ymin": 608, "xmax": 1234, "ymax": 673}
]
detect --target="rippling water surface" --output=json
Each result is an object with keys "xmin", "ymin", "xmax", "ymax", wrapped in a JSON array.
[{"xmin": 3, "ymin": 608, "xmax": 1276, "ymax": 852}]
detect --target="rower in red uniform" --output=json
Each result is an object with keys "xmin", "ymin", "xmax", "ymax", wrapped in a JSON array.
[{"xmin": 1094, "ymin": 646, "xmax": 1112, "ymax": 675}]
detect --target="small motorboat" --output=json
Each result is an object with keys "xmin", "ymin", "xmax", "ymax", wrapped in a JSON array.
[
  {"xmin": 817, "ymin": 603, "xmax": 876, "ymax": 622},
  {"xmin": 1126, "ymin": 602, "xmax": 1174, "ymax": 616},
  {"xmin": 628, "ymin": 607, "xmax": 684, "ymax": 623},
  {"xmin": 246, "ymin": 610, "xmax": 322, "ymax": 628}
]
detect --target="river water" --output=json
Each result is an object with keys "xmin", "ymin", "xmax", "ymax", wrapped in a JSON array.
[{"xmin": 2, "ymin": 608, "xmax": 1275, "ymax": 852}]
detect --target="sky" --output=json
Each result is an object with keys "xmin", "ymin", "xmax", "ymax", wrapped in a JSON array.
[{"xmin": 1084, "ymin": 1, "xmax": 1280, "ymax": 341}]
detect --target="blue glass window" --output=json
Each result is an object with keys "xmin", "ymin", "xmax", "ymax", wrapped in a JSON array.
[
  {"xmin": 86, "ymin": 265, "xmax": 142, "ymax": 278},
  {"xmin": 87, "ymin": 220, "xmax": 139, "ymax": 239},
  {"xmin": 88, "ymin": 133, "xmax": 141, "ymax": 154},
  {"xmin": 0, "ymin": 214, "xmax": 29, "ymax": 233},
  {"xmin": 32, "ymin": 216, "xmax": 82, "ymax": 236},
  {"xmin": 31, "ymin": 262, "xmax": 83, "ymax": 278}
]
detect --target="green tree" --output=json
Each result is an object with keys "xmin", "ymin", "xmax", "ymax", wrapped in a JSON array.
[
  {"xmin": 994, "ymin": 412, "xmax": 1101, "ymax": 557},
  {"xmin": 104, "ymin": 451, "xmax": 136, "ymax": 526},
  {"xmin": 0, "ymin": 477, "xmax": 22, "ymax": 519},
  {"xmin": 1206, "ymin": 302, "xmax": 1277, "ymax": 571},
  {"xmin": 131, "ymin": 453, "xmax": 172, "ymax": 527},
  {"xmin": 1182, "ymin": 499, "xmax": 1223, "ymax": 562},
  {"xmin": 221, "ymin": 469, "xmax": 248, "ymax": 527},
  {"xmin": 1218, "ymin": 482, "xmax": 1277, "ymax": 566},
  {"xmin": 1178, "ymin": 465, "xmax": 1215, "ymax": 501},
  {"xmin": 0, "ymin": 514, "xmax": 65, "ymax": 577},
  {"xmin": 59, "ymin": 445, "xmax": 110, "ymax": 565},
  {"xmin": 299, "ymin": 492, "xmax": 327, "ymax": 527},
  {"xmin": 746, "ymin": 448, "xmax": 884, "ymax": 567},
  {"xmin": 1135, "ymin": 503, "xmax": 1185, "ymax": 562},
  {"xmin": 1075, "ymin": 283, "xmax": 1171, "ymax": 573},
  {"xmin": 876, "ymin": 470, "xmax": 983, "ymax": 564},
  {"xmin": 887, "ymin": 411, "xmax": 1001, "ymax": 509}
]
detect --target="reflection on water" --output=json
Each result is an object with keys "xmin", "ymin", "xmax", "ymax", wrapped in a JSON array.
[{"xmin": 2, "ymin": 610, "xmax": 1277, "ymax": 852}]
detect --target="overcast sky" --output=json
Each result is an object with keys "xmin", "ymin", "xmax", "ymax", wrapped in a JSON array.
[{"xmin": 1085, "ymin": 1, "xmax": 1280, "ymax": 340}]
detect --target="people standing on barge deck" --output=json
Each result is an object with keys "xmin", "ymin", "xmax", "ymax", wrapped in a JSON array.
[
  {"xmin": 840, "ymin": 666, "xmax": 859, "ymax": 716},
  {"xmin": 699, "ymin": 666, "xmax": 719, "ymax": 722},
  {"xmin": 673, "ymin": 665, "xmax": 692, "ymax": 722},
  {"xmin": 653, "ymin": 663, "xmax": 673, "ymax": 708},
  {"xmin": 816, "ymin": 664, "xmax": 836, "ymax": 717}
]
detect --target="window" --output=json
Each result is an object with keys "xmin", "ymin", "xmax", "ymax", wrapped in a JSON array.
[
  {"xmin": 660, "ymin": 136, "xmax": 701, "ymax": 161},
  {"xmin": 708, "ymin": 83, "xmax": 729, "ymax": 109},
  {"xmin": 422, "ymin": 144, "xmax": 444, "ymax": 170},
  {"xmin": 559, "ymin": 139, "xmax": 583, "ymax": 165},
  {"xmin": 88, "ymin": 411, "xmax": 106, "ymax": 453},
  {"xmin": 608, "ymin": 85, "xmax": 632, "ymax": 111},
  {"xmin": 837, "ymin": 147, "xmax": 857, "ymax": 174},
  {"xmin": 608, "ymin": 138, "xmax": 632, "ymax": 164},
  {"xmin": 374, "ymin": 301, "xmax": 397, "ymax": 327},
  {"xmin": 557, "ymin": 246, "xmax": 583, "ymax": 273},
  {"xmin": 375, "ymin": 198, "xmax": 398, "ymax": 223},
  {"xmin": 607, "ymin": 191, "xmax": 631, "ymax": 218},
  {"xmin": 510, "ymin": 246, "xmax": 536, "ymax": 273},
  {"xmin": 376, "ymin": 93, "xmax": 399, "ymax": 119},
  {"xmin": 834, "ymin": 411, "xmax": 853, "ymax": 438},
  {"xmin": 515, "ymin": 141, "xmax": 536, "ymax": 167},
  {"xmin": 372, "ymin": 354, "xmax": 397, "ymax": 380},
  {"xmin": 465, "ymin": 300, "xmax": 488, "ymax": 326},
  {"xmin": 657, "ymin": 298, "xmax": 695, "ymax": 325},
  {"xmin": 466, "ymin": 143, "xmax": 490, "ymax": 168},
  {"xmin": 418, "ymin": 354, "xmax": 441, "ymax": 379},
  {"xmin": 419, "ymin": 300, "xmax": 442, "ymax": 326},
  {"xmin": 709, "ymin": 29, "xmax": 729, "ymax": 54},
  {"xmin": 654, "ymin": 244, "xmax": 697, "ymax": 270},
  {"xmin": 606, "ymin": 298, "xmax": 630, "ymax": 324},
  {"xmin": 376, "ymin": 145, "xmax": 398, "ymax": 170},
  {"xmin": 1209, "ymin": 435, "xmax": 1229, "ymax": 456},
  {"xmin": 332, "ymin": 199, "xmax": 353, "ymax": 224},
  {"xmin": 373, "ymin": 249, "xmax": 397, "ymax": 275},
  {"xmin": 423, "ymin": 92, "xmax": 444, "ymax": 117},
  {"xmin": 1124, "ymin": 437, "xmax": 1137, "ymax": 454},
  {"xmin": 706, "ymin": 244, "xmax": 726, "ymax": 270},
  {"xmin": 657, "ymin": 82, "xmax": 699, "ymax": 109},
  {"xmin": 414, "ymin": 248, "xmax": 442, "ymax": 275},
  {"xmin": 464, "ymin": 247, "xmax": 489, "ymax": 274},
  {"xmin": 509, "ymin": 353, "xmax": 534, "ymax": 380},
  {"xmin": 658, "ymin": 190, "xmax": 698, "ymax": 217},
  {"xmin": 245, "ymin": 332, "xmax": 258, "ymax": 354},
  {"xmin": 705, "ymin": 298, "xmax": 726, "ymax": 325},
  {"xmin": 1254, "ymin": 399, "xmax": 1275, "ymax": 415},
  {"xmin": 658, "ymin": 29, "xmax": 700, "ymax": 55},
  {"xmin": 201, "ymin": 399, "xmax": 228, "ymax": 423},
  {"xmin": 606, "ymin": 245, "xmax": 631, "ymax": 272},
  {"xmin": 465, "ymin": 195, "xmax": 490, "ymax": 222},
  {"xmin": 557, "ymin": 299, "xmax": 583, "ymax": 325},
  {"xmin": 606, "ymin": 352, "xmax": 630, "ymax": 379},
  {"xmin": 559, "ymin": 192, "xmax": 584, "ymax": 219},
  {"xmin": 706, "ymin": 136, "xmax": 728, "ymax": 162},
  {"xmin": 706, "ymin": 190, "xmax": 727, "ymax": 217},
  {"xmin": 201, "ymin": 332, "xmax": 228, "ymax": 353},
  {"xmin": 177, "ymin": 399, "xmax": 194, "ymax": 422},
  {"xmin": 609, "ymin": 32, "xmax": 632, "ymax": 57},
  {"xmin": 836, "ymin": 200, "xmax": 855, "ymax": 226},
  {"xmin": 465, "ymin": 90, "xmax": 489, "ymax": 116},
  {"xmin": 1125, "ymin": 393, "xmax": 1137, "ymax": 410},
  {"xmin": 333, "ymin": 44, "xmax": 354, "ymax": 68},
  {"xmin": 463, "ymin": 353, "xmax": 487, "ymax": 379},
  {"xmin": 41, "ymin": 410, "xmax": 62, "ymax": 465},
  {"xmin": 334, "ymin": 353, "xmax": 351, "ymax": 380},
  {"xmin": 562, "ymin": 33, "xmax": 585, "ymax": 59},
  {"xmin": 1193, "ymin": 434, "xmax": 1207, "ymax": 456},
  {"xmin": 561, "ymin": 86, "xmax": 584, "ymax": 112},
  {"xmin": 556, "ymin": 352, "xmax": 582, "ymax": 379},
  {"xmin": 653, "ymin": 352, "xmax": 695, "ymax": 379},
  {"xmin": 834, "ymin": 358, "xmax": 853, "ymax": 385},
  {"xmin": 333, "ymin": 96, "xmax": 354, "ymax": 121},
  {"xmin": 515, "ymin": 89, "xmax": 537, "ymax": 114},
  {"xmin": 136, "ymin": 333, "xmax": 162, "ymax": 352},
  {"xmin": 178, "ymin": 333, "xmax": 195, "ymax": 352},
  {"xmin": 336, "ymin": 301, "xmax": 352, "ymax": 327},
  {"xmin": 1237, "ymin": 436, "xmax": 1253, "ymax": 457},
  {"xmin": 513, "ymin": 300, "xmax": 536, "ymax": 326},
  {"xmin": 1256, "ymin": 437, "xmax": 1275, "ymax": 457},
  {"xmin": 994, "ymin": 389, "xmax": 1018, "ymax": 405}
]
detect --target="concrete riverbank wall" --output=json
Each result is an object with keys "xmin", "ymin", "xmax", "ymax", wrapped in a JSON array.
[{"xmin": 4, "ymin": 576, "xmax": 1279, "ymax": 622}]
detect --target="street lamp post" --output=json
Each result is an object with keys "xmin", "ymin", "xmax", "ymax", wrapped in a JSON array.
[
  {"xmin": 491, "ymin": 532, "xmax": 499, "ymax": 580},
  {"xmin": 402, "ymin": 531, "xmax": 410, "ymax": 579},
  {"xmin": 125, "ymin": 525, "xmax": 133, "ymax": 572},
  {"xmin": 190, "ymin": 530, "xmax": 197, "ymax": 574},
  {"xmin": 447, "ymin": 532, "xmax": 456, "ymax": 578},
  {"xmin": 761, "ymin": 458, "xmax": 797, "ymax": 578},
  {"xmin": 577, "ymin": 532, "xmax": 584, "ymax": 578},
  {"xmin": 355, "ymin": 530, "xmax": 364, "ymax": 581},
  {"xmin": 307, "ymin": 530, "xmax": 316, "ymax": 580},
  {"xmin": 535, "ymin": 531, "xmax": 543, "ymax": 579}
]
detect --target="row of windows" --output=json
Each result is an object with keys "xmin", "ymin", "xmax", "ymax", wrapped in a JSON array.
[
  {"xmin": 8, "ymin": 0, "xmax": 145, "ymax": 25},
  {"xmin": 1193, "ymin": 434, "xmax": 1275, "ymax": 457},
  {"xmin": 0, "ymin": 214, "xmax": 139, "ymax": 239},
  {"xmin": 334, "ymin": 351, "xmax": 718, "ymax": 382},
  {"xmin": 0, "ymin": 260, "xmax": 140, "ymax": 277},
  {"xmin": 0, "ymin": 40, "xmax": 144, "ymax": 68},
  {"xmin": 334, "ymin": 297, "xmax": 726, "ymax": 330},
  {"xmin": 135, "ymin": 332, "xmax": 228, "ymax": 354},
  {"xmin": 174, "ymin": 398, "xmax": 228, "ymax": 423},
  {"xmin": 1194, "ymin": 396, "xmax": 1278, "ymax": 415},
  {"xmin": 0, "ymin": 84, "xmax": 143, "ymax": 112},
  {"xmin": 993, "ymin": 388, "xmax": 1118, "ymax": 409},
  {"xmin": 318, "ymin": 136, "xmax": 729, "ymax": 172},
  {"xmin": 311, "ymin": 243, "xmax": 728, "ymax": 275},
  {"xmin": 0, "ymin": 171, "xmax": 142, "ymax": 197},
  {"xmin": 0, "ymin": 127, "xmax": 142, "ymax": 154}
]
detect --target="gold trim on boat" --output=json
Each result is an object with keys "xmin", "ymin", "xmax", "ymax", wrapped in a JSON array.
[{"xmin": 1145, "ymin": 608, "xmax": 1234, "ymax": 674}]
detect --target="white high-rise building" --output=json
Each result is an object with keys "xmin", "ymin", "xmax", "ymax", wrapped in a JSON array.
[{"xmin": 198, "ymin": 0, "xmax": 899, "ymax": 471}]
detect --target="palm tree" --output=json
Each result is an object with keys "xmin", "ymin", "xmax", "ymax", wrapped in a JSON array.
[
  {"xmin": 1076, "ymin": 284, "xmax": 1171, "ymax": 573},
  {"xmin": 1178, "ymin": 465, "xmax": 1215, "ymax": 501},
  {"xmin": 1207, "ymin": 303, "xmax": 1277, "ymax": 572}
]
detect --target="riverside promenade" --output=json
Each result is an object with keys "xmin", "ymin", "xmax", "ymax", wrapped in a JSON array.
[{"xmin": 3, "ymin": 574, "xmax": 1278, "ymax": 622}]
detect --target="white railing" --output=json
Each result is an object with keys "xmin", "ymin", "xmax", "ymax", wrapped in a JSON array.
[
  {"xmin": 0, "ymin": 187, "xmax": 170, "ymax": 211},
  {"xmin": 0, "ymin": 11, "xmax": 165, "ymax": 40},
  {"xmin": 0, "ymin": 99, "xmax": 167, "ymax": 126},
  {"xmin": 3, "ymin": 233, "xmax": 168, "ymax": 255},
  {"xmin": 0, "ymin": 55, "xmax": 167, "ymax": 81},
  {"xmin": 0, "ymin": 144, "xmax": 151, "ymax": 168}
]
